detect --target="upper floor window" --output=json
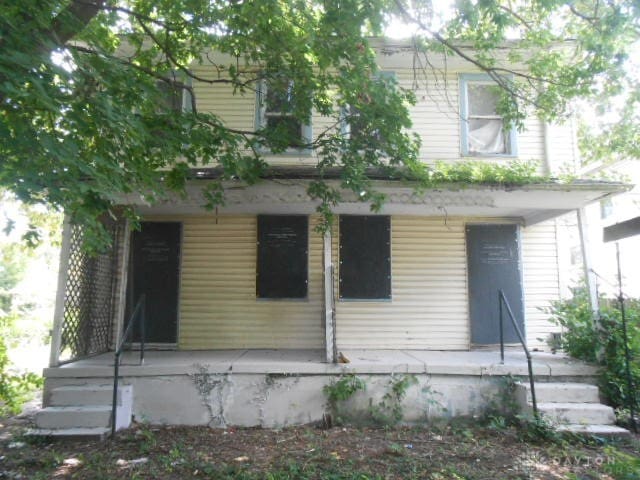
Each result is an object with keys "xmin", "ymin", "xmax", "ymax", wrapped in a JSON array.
[
  {"xmin": 460, "ymin": 74, "xmax": 517, "ymax": 157},
  {"xmin": 600, "ymin": 197, "xmax": 614, "ymax": 219},
  {"xmin": 157, "ymin": 75, "xmax": 193, "ymax": 113},
  {"xmin": 343, "ymin": 71, "xmax": 395, "ymax": 145},
  {"xmin": 256, "ymin": 77, "xmax": 312, "ymax": 151}
]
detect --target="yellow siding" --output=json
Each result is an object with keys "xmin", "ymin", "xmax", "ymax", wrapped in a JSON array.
[
  {"xmin": 151, "ymin": 214, "xmax": 561, "ymax": 351},
  {"xmin": 521, "ymin": 221, "xmax": 561, "ymax": 349},
  {"xmin": 334, "ymin": 217, "xmax": 470, "ymax": 350},
  {"xmin": 404, "ymin": 72, "xmax": 545, "ymax": 165},
  {"xmin": 178, "ymin": 215, "xmax": 324, "ymax": 349},
  {"xmin": 546, "ymin": 119, "xmax": 580, "ymax": 175},
  {"xmin": 191, "ymin": 65, "xmax": 255, "ymax": 132},
  {"xmin": 190, "ymin": 64, "xmax": 556, "ymax": 170}
]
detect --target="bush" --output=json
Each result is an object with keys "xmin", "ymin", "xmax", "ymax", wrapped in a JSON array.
[
  {"xmin": 0, "ymin": 326, "xmax": 43, "ymax": 415},
  {"xmin": 549, "ymin": 288, "xmax": 640, "ymax": 415}
]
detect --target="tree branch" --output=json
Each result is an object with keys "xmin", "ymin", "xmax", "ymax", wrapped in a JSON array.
[
  {"xmin": 49, "ymin": 0, "xmax": 105, "ymax": 47},
  {"xmin": 135, "ymin": 19, "xmax": 262, "ymax": 89}
]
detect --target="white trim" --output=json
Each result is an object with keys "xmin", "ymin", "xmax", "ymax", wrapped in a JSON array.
[
  {"xmin": 323, "ymin": 231, "xmax": 336, "ymax": 363},
  {"xmin": 255, "ymin": 78, "xmax": 312, "ymax": 154},
  {"xmin": 49, "ymin": 216, "xmax": 72, "ymax": 367},
  {"xmin": 459, "ymin": 73, "xmax": 518, "ymax": 157},
  {"xmin": 113, "ymin": 219, "xmax": 131, "ymax": 350}
]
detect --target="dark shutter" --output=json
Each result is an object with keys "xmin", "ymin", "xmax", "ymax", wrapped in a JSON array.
[
  {"xmin": 339, "ymin": 215, "xmax": 391, "ymax": 299},
  {"xmin": 257, "ymin": 215, "xmax": 308, "ymax": 299}
]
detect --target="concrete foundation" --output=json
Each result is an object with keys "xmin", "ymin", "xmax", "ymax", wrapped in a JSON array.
[{"xmin": 43, "ymin": 349, "xmax": 598, "ymax": 428}]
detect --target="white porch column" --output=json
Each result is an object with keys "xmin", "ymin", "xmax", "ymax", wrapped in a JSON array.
[
  {"xmin": 577, "ymin": 207, "xmax": 600, "ymax": 316},
  {"xmin": 49, "ymin": 216, "xmax": 72, "ymax": 367},
  {"xmin": 323, "ymin": 230, "xmax": 337, "ymax": 363},
  {"xmin": 112, "ymin": 219, "xmax": 131, "ymax": 350}
]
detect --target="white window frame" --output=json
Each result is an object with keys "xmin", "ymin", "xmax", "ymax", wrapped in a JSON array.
[
  {"xmin": 255, "ymin": 78, "xmax": 312, "ymax": 153},
  {"xmin": 341, "ymin": 71, "xmax": 396, "ymax": 142},
  {"xmin": 459, "ymin": 73, "xmax": 517, "ymax": 157},
  {"xmin": 157, "ymin": 73, "xmax": 193, "ymax": 114}
]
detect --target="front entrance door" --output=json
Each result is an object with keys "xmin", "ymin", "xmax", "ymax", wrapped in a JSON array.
[
  {"xmin": 126, "ymin": 222, "xmax": 181, "ymax": 344},
  {"xmin": 466, "ymin": 224, "xmax": 524, "ymax": 346}
]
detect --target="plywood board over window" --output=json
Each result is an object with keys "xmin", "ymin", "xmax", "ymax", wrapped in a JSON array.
[
  {"xmin": 256, "ymin": 215, "xmax": 309, "ymax": 299},
  {"xmin": 339, "ymin": 215, "xmax": 391, "ymax": 300}
]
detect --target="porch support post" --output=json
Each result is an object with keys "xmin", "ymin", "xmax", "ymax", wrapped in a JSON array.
[
  {"xmin": 323, "ymin": 230, "xmax": 337, "ymax": 363},
  {"xmin": 112, "ymin": 218, "xmax": 131, "ymax": 350},
  {"xmin": 49, "ymin": 215, "xmax": 72, "ymax": 367},
  {"xmin": 577, "ymin": 208, "xmax": 600, "ymax": 317}
]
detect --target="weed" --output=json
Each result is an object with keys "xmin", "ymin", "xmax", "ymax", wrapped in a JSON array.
[
  {"xmin": 481, "ymin": 375, "xmax": 519, "ymax": 426},
  {"xmin": 421, "ymin": 384, "xmax": 445, "ymax": 419},
  {"xmin": 548, "ymin": 287, "xmax": 640, "ymax": 415},
  {"xmin": 516, "ymin": 414, "xmax": 563, "ymax": 444},
  {"xmin": 135, "ymin": 423, "xmax": 158, "ymax": 454},
  {"xmin": 323, "ymin": 374, "xmax": 366, "ymax": 425},
  {"xmin": 601, "ymin": 446, "xmax": 640, "ymax": 480},
  {"xmin": 369, "ymin": 373, "xmax": 418, "ymax": 426}
]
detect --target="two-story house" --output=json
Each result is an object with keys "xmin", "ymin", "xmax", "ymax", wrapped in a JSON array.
[{"xmin": 36, "ymin": 39, "xmax": 628, "ymax": 436}]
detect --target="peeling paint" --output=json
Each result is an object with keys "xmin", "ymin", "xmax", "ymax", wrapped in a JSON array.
[{"xmin": 190, "ymin": 364, "xmax": 233, "ymax": 427}]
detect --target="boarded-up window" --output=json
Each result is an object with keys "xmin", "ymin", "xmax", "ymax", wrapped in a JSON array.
[
  {"xmin": 339, "ymin": 215, "xmax": 391, "ymax": 300},
  {"xmin": 257, "ymin": 215, "xmax": 308, "ymax": 299}
]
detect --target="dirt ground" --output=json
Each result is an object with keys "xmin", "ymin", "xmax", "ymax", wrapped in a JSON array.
[{"xmin": 0, "ymin": 406, "xmax": 638, "ymax": 479}]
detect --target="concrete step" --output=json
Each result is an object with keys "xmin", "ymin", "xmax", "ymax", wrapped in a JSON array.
[
  {"xmin": 36, "ymin": 406, "xmax": 112, "ymax": 429},
  {"xmin": 27, "ymin": 427, "xmax": 111, "ymax": 440},
  {"xmin": 537, "ymin": 402, "xmax": 616, "ymax": 425},
  {"xmin": 515, "ymin": 382, "xmax": 600, "ymax": 405},
  {"xmin": 557, "ymin": 424, "xmax": 631, "ymax": 438},
  {"xmin": 50, "ymin": 385, "xmax": 131, "ymax": 407}
]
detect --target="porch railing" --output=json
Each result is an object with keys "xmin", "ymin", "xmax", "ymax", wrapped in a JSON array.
[
  {"xmin": 111, "ymin": 294, "xmax": 146, "ymax": 437},
  {"xmin": 498, "ymin": 289, "xmax": 538, "ymax": 417}
]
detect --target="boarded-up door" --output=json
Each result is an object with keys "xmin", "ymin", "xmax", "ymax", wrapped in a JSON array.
[
  {"xmin": 466, "ymin": 224, "xmax": 524, "ymax": 345},
  {"xmin": 126, "ymin": 222, "xmax": 181, "ymax": 344}
]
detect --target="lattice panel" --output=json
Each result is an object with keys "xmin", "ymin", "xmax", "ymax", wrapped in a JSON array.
[{"xmin": 59, "ymin": 218, "xmax": 122, "ymax": 363}]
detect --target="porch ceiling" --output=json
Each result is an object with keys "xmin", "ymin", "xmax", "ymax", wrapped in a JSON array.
[{"xmin": 122, "ymin": 179, "xmax": 629, "ymax": 226}]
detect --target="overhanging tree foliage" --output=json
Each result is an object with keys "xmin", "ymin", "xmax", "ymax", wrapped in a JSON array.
[{"xmin": 1, "ymin": 0, "xmax": 638, "ymax": 250}]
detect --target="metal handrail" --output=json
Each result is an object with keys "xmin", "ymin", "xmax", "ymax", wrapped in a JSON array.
[
  {"xmin": 111, "ymin": 294, "xmax": 146, "ymax": 437},
  {"xmin": 498, "ymin": 289, "xmax": 538, "ymax": 417}
]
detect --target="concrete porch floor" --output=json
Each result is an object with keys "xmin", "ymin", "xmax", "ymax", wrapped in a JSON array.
[{"xmin": 45, "ymin": 349, "xmax": 598, "ymax": 379}]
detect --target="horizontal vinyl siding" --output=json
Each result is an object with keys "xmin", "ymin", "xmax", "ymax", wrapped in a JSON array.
[
  {"xmin": 521, "ymin": 221, "xmax": 561, "ymax": 349},
  {"xmin": 335, "ymin": 216, "xmax": 470, "ymax": 350},
  {"xmin": 151, "ymin": 214, "xmax": 559, "ymax": 352},
  {"xmin": 407, "ymin": 71, "xmax": 461, "ymax": 161},
  {"xmin": 192, "ymin": 65, "xmax": 254, "ymax": 132},
  {"xmin": 546, "ymin": 120, "xmax": 579, "ymax": 175},
  {"xmin": 190, "ymin": 63, "xmax": 557, "ymax": 170},
  {"xmin": 178, "ymin": 215, "xmax": 323, "ymax": 349}
]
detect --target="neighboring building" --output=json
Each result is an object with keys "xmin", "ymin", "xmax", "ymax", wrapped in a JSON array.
[
  {"xmin": 557, "ymin": 160, "xmax": 640, "ymax": 298},
  {"xmin": 38, "ymin": 40, "xmax": 628, "ymax": 434}
]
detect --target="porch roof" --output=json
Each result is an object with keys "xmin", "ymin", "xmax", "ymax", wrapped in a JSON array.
[
  {"xmin": 44, "ymin": 349, "xmax": 598, "ymax": 379},
  {"xmin": 122, "ymin": 171, "xmax": 629, "ymax": 225}
]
